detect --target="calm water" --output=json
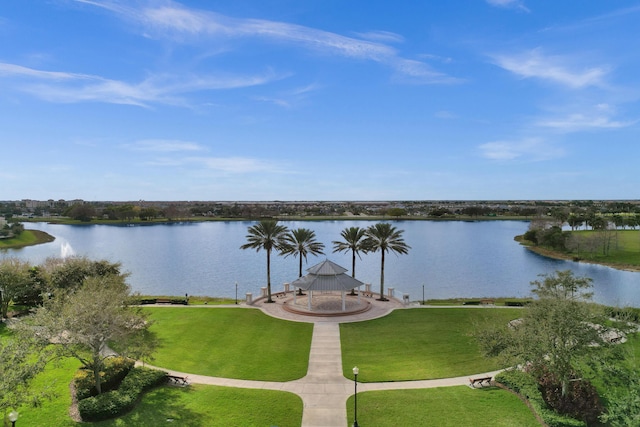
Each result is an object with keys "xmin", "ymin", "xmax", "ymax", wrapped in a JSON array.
[{"xmin": 2, "ymin": 221, "xmax": 639, "ymax": 307}]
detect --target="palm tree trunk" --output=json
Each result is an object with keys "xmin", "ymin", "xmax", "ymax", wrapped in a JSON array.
[
  {"xmin": 297, "ymin": 255, "xmax": 304, "ymax": 295},
  {"xmin": 349, "ymin": 249, "xmax": 356, "ymax": 295},
  {"xmin": 379, "ymin": 250, "xmax": 387, "ymax": 301},
  {"xmin": 266, "ymin": 249, "xmax": 273, "ymax": 303}
]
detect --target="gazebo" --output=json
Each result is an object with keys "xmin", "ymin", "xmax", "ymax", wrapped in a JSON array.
[{"xmin": 290, "ymin": 259, "xmax": 365, "ymax": 311}]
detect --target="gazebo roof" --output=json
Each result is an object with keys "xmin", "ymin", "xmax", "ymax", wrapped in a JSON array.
[{"xmin": 291, "ymin": 259, "xmax": 364, "ymax": 292}]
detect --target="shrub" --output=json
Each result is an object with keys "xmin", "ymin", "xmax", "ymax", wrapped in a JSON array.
[
  {"xmin": 78, "ymin": 367, "xmax": 167, "ymax": 422},
  {"xmin": 74, "ymin": 357, "xmax": 135, "ymax": 400},
  {"xmin": 538, "ymin": 370, "xmax": 604, "ymax": 425},
  {"xmin": 496, "ymin": 370, "xmax": 586, "ymax": 427}
]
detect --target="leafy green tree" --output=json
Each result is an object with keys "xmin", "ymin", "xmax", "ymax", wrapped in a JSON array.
[
  {"xmin": 41, "ymin": 257, "xmax": 122, "ymax": 292},
  {"xmin": 66, "ymin": 203, "xmax": 96, "ymax": 222},
  {"xmin": 30, "ymin": 274, "xmax": 150, "ymax": 395},
  {"xmin": 282, "ymin": 228, "xmax": 325, "ymax": 295},
  {"xmin": 240, "ymin": 220, "xmax": 289, "ymax": 303},
  {"xmin": 0, "ymin": 325, "xmax": 51, "ymax": 418},
  {"xmin": 362, "ymin": 223, "xmax": 410, "ymax": 301},
  {"xmin": 0, "ymin": 259, "xmax": 31, "ymax": 319},
  {"xmin": 476, "ymin": 270, "xmax": 610, "ymax": 423}
]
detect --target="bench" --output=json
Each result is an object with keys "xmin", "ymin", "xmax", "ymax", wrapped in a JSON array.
[
  {"xmin": 156, "ymin": 298, "xmax": 172, "ymax": 304},
  {"xmin": 469, "ymin": 376, "xmax": 492, "ymax": 388},
  {"xmin": 274, "ymin": 292, "xmax": 287, "ymax": 298},
  {"xmin": 480, "ymin": 299, "xmax": 495, "ymax": 306},
  {"xmin": 167, "ymin": 375, "xmax": 189, "ymax": 386},
  {"xmin": 361, "ymin": 292, "xmax": 374, "ymax": 298}
]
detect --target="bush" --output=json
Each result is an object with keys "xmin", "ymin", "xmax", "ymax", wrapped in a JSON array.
[
  {"xmin": 496, "ymin": 370, "xmax": 586, "ymax": 427},
  {"xmin": 74, "ymin": 357, "xmax": 135, "ymax": 400},
  {"xmin": 538, "ymin": 371, "xmax": 604, "ymax": 425},
  {"xmin": 78, "ymin": 367, "xmax": 167, "ymax": 422}
]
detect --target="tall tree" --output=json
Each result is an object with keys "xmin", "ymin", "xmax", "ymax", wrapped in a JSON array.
[
  {"xmin": 240, "ymin": 220, "xmax": 289, "ymax": 303},
  {"xmin": 282, "ymin": 228, "xmax": 325, "ymax": 295},
  {"xmin": 362, "ymin": 223, "xmax": 410, "ymax": 301},
  {"xmin": 332, "ymin": 226, "xmax": 367, "ymax": 295},
  {"xmin": 475, "ymin": 270, "xmax": 612, "ymax": 423},
  {"xmin": 0, "ymin": 258, "xmax": 31, "ymax": 319},
  {"xmin": 31, "ymin": 273, "xmax": 151, "ymax": 395}
]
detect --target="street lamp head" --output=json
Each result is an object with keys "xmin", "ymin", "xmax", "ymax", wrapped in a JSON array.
[
  {"xmin": 352, "ymin": 366, "xmax": 359, "ymax": 376},
  {"xmin": 8, "ymin": 410, "xmax": 18, "ymax": 422}
]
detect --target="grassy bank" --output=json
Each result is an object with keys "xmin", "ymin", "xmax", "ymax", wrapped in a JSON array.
[
  {"xmin": 0, "ymin": 229, "xmax": 55, "ymax": 249},
  {"xmin": 519, "ymin": 229, "xmax": 640, "ymax": 272}
]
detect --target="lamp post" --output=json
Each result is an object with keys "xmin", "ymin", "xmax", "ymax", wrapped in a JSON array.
[
  {"xmin": 235, "ymin": 282, "xmax": 238, "ymax": 305},
  {"xmin": 8, "ymin": 410, "xmax": 18, "ymax": 427},
  {"xmin": 352, "ymin": 366, "xmax": 359, "ymax": 427}
]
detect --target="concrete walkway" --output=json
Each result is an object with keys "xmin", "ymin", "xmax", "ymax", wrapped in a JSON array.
[{"xmin": 146, "ymin": 296, "xmax": 502, "ymax": 426}]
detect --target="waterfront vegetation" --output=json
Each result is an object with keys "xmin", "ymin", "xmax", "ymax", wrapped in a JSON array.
[
  {"xmin": 0, "ymin": 229, "xmax": 54, "ymax": 249},
  {"xmin": 519, "ymin": 228, "xmax": 640, "ymax": 271}
]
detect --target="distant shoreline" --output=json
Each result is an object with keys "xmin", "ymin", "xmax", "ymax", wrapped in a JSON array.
[{"xmin": 0, "ymin": 229, "xmax": 56, "ymax": 249}]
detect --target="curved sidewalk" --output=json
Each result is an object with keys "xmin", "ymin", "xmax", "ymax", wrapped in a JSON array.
[{"xmin": 147, "ymin": 297, "xmax": 501, "ymax": 427}]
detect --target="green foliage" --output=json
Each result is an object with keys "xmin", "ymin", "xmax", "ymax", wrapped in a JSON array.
[
  {"xmin": 496, "ymin": 370, "xmax": 585, "ymax": 427},
  {"xmin": 78, "ymin": 367, "xmax": 167, "ymax": 422},
  {"xmin": 74, "ymin": 357, "xmax": 135, "ymax": 400}
]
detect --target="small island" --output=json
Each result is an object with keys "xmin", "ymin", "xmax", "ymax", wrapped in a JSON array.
[{"xmin": 0, "ymin": 226, "xmax": 55, "ymax": 249}]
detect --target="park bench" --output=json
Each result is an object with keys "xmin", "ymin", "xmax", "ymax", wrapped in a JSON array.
[
  {"xmin": 361, "ymin": 292, "xmax": 374, "ymax": 298},
  {"xmin": 166, "ymin": 375, "xmax": 189, "ymax": 386},
  {"xmin": 480, "ymin": 299, "xmax": 495, "ymax": 306},
  {"xmin": 469, "ymin": 376, "xmax": 492, "ymax": 388},
  {"xmin": 156, "ymin": 298, "xmax": 172, "ymax": 304}
]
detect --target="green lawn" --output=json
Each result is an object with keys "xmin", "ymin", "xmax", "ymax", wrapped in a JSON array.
[
  {"xmin": 145, "ymin": 307, "xmax": 313, "ymax": 381},
  {"xmin": 0, "ymin": 229, "xmax": 55, "ymax": 248},
  {"xmin": 341, "ymin": 308, "xmax": 522, "ymax": 381},
  {"xmin": 346, "ymin": 386, "xmax": 540, "ymax": 427},
  {"xmin": 571, "ymin": 229, "xmax": 640, "ymax": 266},
  {"xmin": 15, "ymin": 357, "xmax": 303, "ymax": 427}
]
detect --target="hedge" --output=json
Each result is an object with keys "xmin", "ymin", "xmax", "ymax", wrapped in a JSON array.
[
  {"xmin": 496, "ymin": 370, "xmax": 585, "ymax": 427},
  {"xmin": 78, "ymin": 366, "xmax": 167, "ymax": 422},
  {"xmin": 74, "ymin": 357, "xmax": 135, "ymax": 400}
]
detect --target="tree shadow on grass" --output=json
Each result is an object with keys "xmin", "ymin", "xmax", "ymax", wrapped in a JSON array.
[{"xmin": 93, "ymin": 386, "xmax": 205, "ymax": 427}]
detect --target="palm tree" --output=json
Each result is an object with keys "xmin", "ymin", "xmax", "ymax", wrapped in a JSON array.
[
  {"xmin": 363, "ymin": 222, "xmax": 410, "ymax": 301},
  {"xmin": 332, "ymin": 226, "xmax": 367, "ymax": 295},
  {"xmin": 282, "ymin": 228, "xmax": 325, "ymax": 278},
  {"xmin": 240, "ymin": 219, "xmax": 289, "ymax": 303}
]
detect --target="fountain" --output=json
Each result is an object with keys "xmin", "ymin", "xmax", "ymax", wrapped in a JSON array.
[{"xmin": 60, "ymin": 241, "xmax": 76, "ymax": 259}]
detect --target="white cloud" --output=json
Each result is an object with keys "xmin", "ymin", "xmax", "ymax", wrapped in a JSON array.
[
  {"xmin": 486, "ymin": 0, "xmax": 530, "ymax": 13},
  {"xmin": 0, "ymin": 62, "xmax": 283, "ymax": 106},
  {"xmin": 491, "ymin": 48, "xmax": 608, "ymax": 89},
  {"xmin": 536, "ymin": 103, "xmax": 637, "ymax": 132},
  {"xmin": 479, "ymin": 138, "xmax": 565, "ymax": 161},
  {"xmin": 127, "ymin": 140, "xmax": 206, "ymax": 152},
  {"xmin": 74, "ymin": 0, "xmax": 457, "ymax": 84}
]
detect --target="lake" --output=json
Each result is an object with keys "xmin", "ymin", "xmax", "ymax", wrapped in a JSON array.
[{"xmin": 2, "ymin": 220, "xmax": 639, "ymax": 307}]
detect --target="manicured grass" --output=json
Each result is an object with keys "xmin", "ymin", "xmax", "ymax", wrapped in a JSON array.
[
  {"xmin": 346, "ymin": 386, "xmax": 540, "ymax": 427},
  {"xmin": 146, "ymin": 307, "xmax": 313, "ymax": 381},
  {"xmin": 90, "ymin": 385, "xmax": 302, "ymax": 427},
  {"xmin": 341, "ymin": 308, "xmax": 522, "ymax": 381},
  {"xmin": 16, "ymin": 357, "xmax": 302, "ymax": 427}
]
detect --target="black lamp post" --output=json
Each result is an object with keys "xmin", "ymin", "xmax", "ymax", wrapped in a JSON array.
[
  {"xmin": 235, "ymin": 281, "xmax": 238, "ymax": 304},
  {"xmin": 352, "ymin": 366, "xmax": 359, "ymax": 427},
  {"xmin": 8, "ymin": 410, "xmax": 18, "ymax": 427}
]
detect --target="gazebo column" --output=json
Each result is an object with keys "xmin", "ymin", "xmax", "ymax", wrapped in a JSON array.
[
  {"xmin": 342, "ymin": 291, "xmax": 346, "ymax": 311},
  {"xmin": 308, "ymin": 290, "xmax": 312, "ymax": 310}
]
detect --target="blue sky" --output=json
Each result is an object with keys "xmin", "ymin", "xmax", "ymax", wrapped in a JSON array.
[{"xmin": 1, "ymin": 1, "xmax": 639, "ymax": 201}]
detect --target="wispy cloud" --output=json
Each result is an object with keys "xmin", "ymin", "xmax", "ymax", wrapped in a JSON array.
[
  {"xmin": 486, "ymin": 0, "xmax": 530, "ymax": 13},
  {"xmin": 145, "ymin": 155, "xmax": 288, "ymax": 174},
  {"xmin": 126, "ymin": 140, "xmax": 206, "ymax": 152},
  {"xmin": 478, "ymin": 138, "xmax": 565, "ymax": 161},
  {"xmin": 491, "ymin": 48, "xmax": 608, "ymax": 89},
  {"xmin": 0, "ymin": 62, "xmax": 282, "ymax": 107},
  {"xmin": 73, "ymin": 0, "xmax": 458, "ymax": 85},
  {"xmin": 536, "ymin": 104, "xmax": 636, "ymax": 132}
]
